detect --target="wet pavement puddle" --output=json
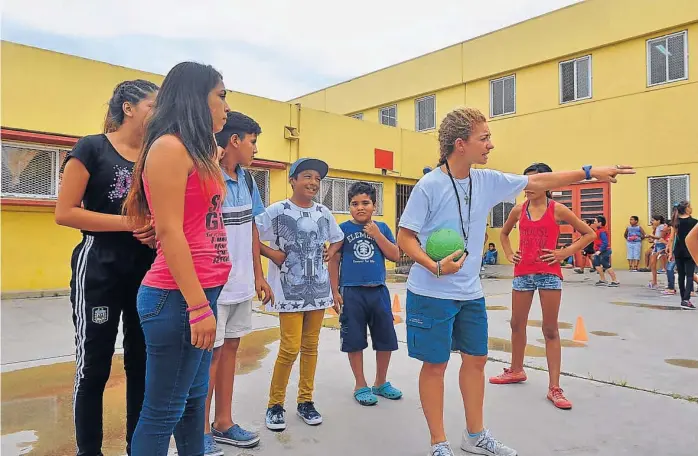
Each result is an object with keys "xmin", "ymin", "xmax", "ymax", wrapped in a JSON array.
[
  {"xmin": 590, "ymin": 331, "xmax": 618, "ymax": 337},
  {"xmin": 0, "ymin": 327, "xmax": 281, "ymax": 455},
  {"xmin": 506, "ymin": 319, "xmax": 573, "ymax": 329},
  {"xmin": 536, "ymin": 338, "xmax": 587, "ymax": 348},
  {"xmin": 487, "ymin": 338, "xmax": 546, "ymax": 357},
  {"xmin": 485, "ymin": 306, "xmax": 509, "ymax": 311},
  {"xmin": 665, "ymin": 358, "xmax": 698, "ymax": 369},
  {"xmin": 611, "ymin": 301, "xmax": 682, "ymax": 311}
]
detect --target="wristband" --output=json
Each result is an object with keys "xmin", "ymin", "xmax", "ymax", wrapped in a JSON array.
[
  {"xmin": 436, "ymin": 261, "xmax": 441, "ymax": 278},
  {"xmin": 189, "ymin": 309, "xmax": 213, "ymax": 325},
  {"xmin": 187, "ymin": 302, "xmax": 210, "ymax": 312},
  {"xmin": 582, "ymin": 165, "xmax": 592, "ymax": 180}
]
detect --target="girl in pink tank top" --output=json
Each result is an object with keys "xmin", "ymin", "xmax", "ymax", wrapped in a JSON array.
[
  {"xmin": 489, "ymin": 163, "xmax": 596, "ymax": 412},
  {"xmin": 122, "ymin": 61, "xmax": 232, "ymax": 456}
]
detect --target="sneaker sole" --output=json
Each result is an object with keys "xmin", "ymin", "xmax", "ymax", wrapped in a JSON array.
[
  {"xmin": 297, "ymin": 412, "xmax": 323, "ymax": 425},
  {"xmin": 680, "ymin": 305, "xmax": 696, "ymax": 310},
  {"xmin": 265, "ymin": 421, "xmax": 287, "ymax": 431},
  {"xmin": 461, "ymin": 444, "xmax": 518, "ymax": 456},
  {"xmin": 204, "ymin": 449, "xmax": 224, "ymax": 456},
  {"xmin": 214, "ymin": 435, "xmax": 261, "ymax": 448},
  {"xmin": 548, "ymin": 398, "xmax": 573, "ymax": 410},
  {"xmin": 489, "ymin": 378, "xmax": 527, "ymax": 385}
]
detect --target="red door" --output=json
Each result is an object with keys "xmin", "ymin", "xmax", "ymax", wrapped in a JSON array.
[{"xmin": 551, "ymin": 182, "xmax": 610, "ymax": 264}]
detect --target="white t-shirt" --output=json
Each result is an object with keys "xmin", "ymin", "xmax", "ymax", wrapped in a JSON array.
[
  {"xmin": 398, "ymin": 167, "xmax": 528, "ymax": 301},
  {"xmin": 256, "ymin": 200, "xmax": 344, "ymax": 312}
]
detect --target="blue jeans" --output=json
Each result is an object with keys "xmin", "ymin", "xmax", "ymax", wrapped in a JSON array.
[
  {"xmin": 666, "ymin": 260, "xmax": 676, "ymax": 289},
  {"xmin": 131, "ymin": 285, "xmax": 222, "ymax": 456}
]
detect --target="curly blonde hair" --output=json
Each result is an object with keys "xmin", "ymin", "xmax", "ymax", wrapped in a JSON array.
[{"xmin": 437, "ymin": 107, "xmax": 487, "ymax": 165}]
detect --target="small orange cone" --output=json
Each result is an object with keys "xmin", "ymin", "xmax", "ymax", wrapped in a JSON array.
[
  {"xmin": 572, "ymin": 316, "xmax": 588, "ymax": 342},
  {"xmin": 392, "ymin": 294, "xmax": 402, "ymax": 313}
]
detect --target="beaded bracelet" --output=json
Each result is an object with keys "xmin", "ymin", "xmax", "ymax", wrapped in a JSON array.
[
  {"xmin": 187, "ymin": 302, "xmax": 210, "ymax": 312},
  {"xmin": 189, "ymin": 309, "xmax": 213, "ymax": 325},
  {"xmin": 436, "ymin": 261, "xmax": 442, "ymax": 278}
]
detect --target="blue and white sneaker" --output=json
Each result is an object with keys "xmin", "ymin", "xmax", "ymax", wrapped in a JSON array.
[
  {"xmin": 461, "ymin": 428, "xmax": 517, "ymax": 455},
  {"xmin": 212, "ymin": 424, "xmax": 260, "ymax": 448},
  {"xmin": 203, "ymin": 433, "xmax": 224, "ymax": 456},
  {"xmin": 266, "ymin": 404, "xmax": 286, "ymax": 431},
  {"xmin": 430, "ymin": 441, "xmax": 455, "ymax": 456},
  {"xmin": 297, "ymin": 401, "xmax": 323, "ymax": 425}
]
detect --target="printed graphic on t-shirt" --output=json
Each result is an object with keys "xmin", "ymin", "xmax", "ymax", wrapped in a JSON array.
[
  {"xmin": 274, "ymin": 203, "xmax": 331, "ymax": 308},
  {"xmin": 108, "ymin": 164, "xmax": 133, "ymax": 201},
  {"xmin": 519, "ymin": 226, "xmax": 553, "ymax": 265},
  {"xmin": 349, "ymin": 232, "xmax": 376, "ymax": 262},
  {"xmin": 206, "ymin": 194, "xmax": 230, "ymax": 265}
]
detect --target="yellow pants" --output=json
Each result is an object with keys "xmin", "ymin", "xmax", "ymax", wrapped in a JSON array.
[{"xmin": 268, "ymin": 309, "xmax": 325, "ymax": 407}]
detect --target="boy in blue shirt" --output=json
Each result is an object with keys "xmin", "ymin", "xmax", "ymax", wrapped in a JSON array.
[
  {"xmin": 482, "ymin": 243, "xmax": 498, "ymax": 265},
  {"xmin": 328, "ymin": 182, "xmax": 403, "ymax": 406}
]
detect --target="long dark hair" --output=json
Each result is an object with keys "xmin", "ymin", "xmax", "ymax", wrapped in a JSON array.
[
  {"xmin": 123, "ymin": 62, "xmax": 225, "ymax": 226},
  {"xmin": 103, "ymin": 79, "xmax": 159, "ymax": 133},
  {"xmin": 670, "ymin": 200, "xmax": 690, "ymax": 227},
  {"xmin": 523, "ymin": 162, "xmax": 553, "ymax": 198}
]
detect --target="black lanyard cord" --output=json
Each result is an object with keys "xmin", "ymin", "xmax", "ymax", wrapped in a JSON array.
[{"xmin": 444, "ymin": 161, "xmax": 472, "ymax": 255}]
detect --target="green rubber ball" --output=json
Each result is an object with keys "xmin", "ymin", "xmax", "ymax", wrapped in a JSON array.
[{"xmin": 425, "ymin": 228, "xmax": 465, "ymax": 261}]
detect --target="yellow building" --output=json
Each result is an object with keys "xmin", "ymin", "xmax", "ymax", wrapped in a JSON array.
[
  {"xmin": 292, "ymin": 0, "xmax": 698, "ymax": 266},
  {"xmin": 1, "ymin": 42, "xmax": 437, "ymax": 295}
]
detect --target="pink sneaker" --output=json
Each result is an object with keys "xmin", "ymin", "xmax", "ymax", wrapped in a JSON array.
[
  {"xmin": 547, "ymin": 386, "xmax": 572, "ymax": 410},
  {"xmin": 489, "ymin": 368, "xmax": 527, "ymax": 385}
]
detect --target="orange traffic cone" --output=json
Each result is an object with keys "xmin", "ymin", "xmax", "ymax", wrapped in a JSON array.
[
  {"xmin": 572, "ymin": 316, "xmax": 588, "ymax": 342},
  {"xmin": 392, "ymin": 294, "xmax": 402, "ymax": 313}
]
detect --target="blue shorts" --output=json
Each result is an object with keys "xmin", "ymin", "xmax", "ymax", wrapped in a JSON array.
[
  {"xmin": 405, "ymin": 291, "xmax": 488, "ymax": 364},
  {"xmin": 593, "ymin": 250, "xmax": 612, "ymax": 270},
  {"xmin": 654, "ymin": 243, "xmax": 667, "ymax": 254},
  {"xmin": 512, "ymin": 274, "xmax": 562, "ymax": 291},
  {"xmin": 626, "ymin": 241, "xmax": 641, "ymax": 260},
  {"xmin": 339, "ymin": 285, "xmax": 398, "ymax": 353}
]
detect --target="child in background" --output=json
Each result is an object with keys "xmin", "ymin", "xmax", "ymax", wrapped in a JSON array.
[
  {"xmin": 667, "ymin": 201, "xmax": 697, "ymax": 309},
  {"xmin": 648, "ymin": 215, "xmax": 668, "ymax": 289},
  {"xmin": 591, "ymin": 216, "xmax": 619, "ymax": 287},
  {"xmin": 483, "ymin": 243, "xmax": 498, "ymax": 265},
  {"xmin": 490, "ymin": 162, "xmax": 596, "ymax": 410},
  {"xmin": 624, "ymin": 216, "xmax": 645, "ymax": 271},
  {"xmin": 574, "ymin": 219, "xmax": 596, "ymax": 274},
  {"xmin": 327, "ymin": 182, "xmax": 402, "ymax": 406},
  {"xmin": 256, "ymin": 158, "xmax": 344, "ymax": 431}
]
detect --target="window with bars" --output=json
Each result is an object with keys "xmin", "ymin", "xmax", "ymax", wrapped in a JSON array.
[
  {"xmin": 247, "ymin": 168, "xmax": 270, "ymax": 207},
  {"xmin": 379, "ymin": 105, "xmax": 397, "ymax": 127},
  {"xmin": 490, "ymin": 199, "xmax": 516, "ymax": 228},
  {"xmin": 313, "ymin": 177, "xmax": 384, "ymax": 215},
  {"xmin": 1, "ymin": 143, "xmax": 68, "ymax": 199},
  {"xmin": 648, "ymin": 175, "xmax": 689, "ymax": 221},
  {"xmin": 647, "ymin": 31, "xmax": 688, "ymax": 86},
  {"xmin": 490, "ymin": 75, "xmax": 516, "ymax": 117},
  {"xmin": 415, "ymin": 95, "xmax": 436, "ymax": 131},
  {"xmin": 579, "ymin": 187, "xmax": 605, "ymax": 222},
  {"xmin": 350, "ymin": 113, "xmax": 363, "ymax": 120},
  {"xmin": 560, "ymin": 56, "xmax": 592, "ymax": 103}
]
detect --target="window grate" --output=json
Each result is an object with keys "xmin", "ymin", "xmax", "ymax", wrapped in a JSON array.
[
  {"xmin": 490, "ymin": 75, "xmax": 516, "ymax": 117},
  {"xmin": 1, "ymin": 143, "xmax": 69, "ymax": 199},
  {"xmin": 490, "ymin": 199, "xmax": 516, "ymax": 228},
  {"xmin": 647, "ymin": 31, "xmax": 688, "ymax": 86},
  {"xmin": 248, "ymin": 168, "xmax": 270, "ymax": 207},
  {"xmin": 313, "ymin": 177, "xmax": 384, "ymax": 215},
  {"xmin": 415, "ymin": 95, "xmax": 436, "ymax": 131},
  {"xmin": 379, "ymin": 105, "xmax": 397, "ymax": 127},
  {"xmin": 648, "ymin": 175, "xmax": 689, "ymax": 222},
  {"xmin": 560, "ymin": 56, "xmax": 592, "ymax": 103}
]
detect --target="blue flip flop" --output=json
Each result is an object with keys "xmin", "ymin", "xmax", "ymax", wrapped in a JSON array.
[
  {"xmin": 354, "ymin": 387, "xmax": 378, "ymax": 406},
  {"xmin": 372, "ymin": 382, "xmax": 402, "ymax": 400}
]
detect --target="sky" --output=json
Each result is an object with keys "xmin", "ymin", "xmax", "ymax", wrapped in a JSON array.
[{"xmin": 2, "ymin": 0, "xmax": 582, "ymax": 101}]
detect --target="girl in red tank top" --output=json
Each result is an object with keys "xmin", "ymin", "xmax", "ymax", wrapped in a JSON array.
[{"xmin": 489, "ymin": 163, "xmax": 596, "ymax": 411}]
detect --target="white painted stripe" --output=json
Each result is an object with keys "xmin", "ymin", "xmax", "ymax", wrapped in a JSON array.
[{"xmin": 72, "ymin": 234, "xmax": 93, "ymax": 433}]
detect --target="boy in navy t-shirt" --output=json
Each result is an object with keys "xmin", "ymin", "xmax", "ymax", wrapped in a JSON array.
[{"xmin": 327, "ymin": 182, "xmax": 403, "ymax": 406}]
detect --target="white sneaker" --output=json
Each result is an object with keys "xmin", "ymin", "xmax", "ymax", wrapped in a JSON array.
[
  {"xmin": 461, "ymin": 429, "xmax": 517, "ymax": 456},
  {"xmin": 429, "ymin": 441, "xmax": 455, "ymax": 456}
]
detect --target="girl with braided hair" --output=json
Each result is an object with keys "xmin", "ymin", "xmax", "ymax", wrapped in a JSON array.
[{"xmin": 56, "ymin": 79, "xmax": 158, "ymax": 456}]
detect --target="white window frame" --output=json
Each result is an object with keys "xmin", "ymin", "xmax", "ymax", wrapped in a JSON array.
[
  {"xmin": 646, "ymin": 30, "xmax": 688, "ymax": 87},
  {"xmin": 379, "ymin": 104, "xmax": 397, "ymax": 127},
  {"xmin": 313, "ymin": 177, "xmax": 384, "ymax": 216},
  {"xmin": 350, "ymin": 113, "xmax": 363, "ymax": 120},
  {"xmin": 647, "ymin": 175, "xmax": 690, "ymax": 222},
  {"xmin": 489, "ymin": 75, "xmax": 516, "ymax": 118},
  {"xmin": 559, "ymin": 55, "xmax": 592, "ymax": 104},
  {"xmin": 489, "ymin": 198, "xmax": 516, "ymax": 228},
  {"xmin": 415, "ymin": 95, "xmax": 436, "ymax": 132},
  {"xmin": 247, "ymin": 167, "xmax": 270, "ymax": 207},
  {"xmin": 1, "ymin": 141, "xmax": 67, "ymax": 199}
]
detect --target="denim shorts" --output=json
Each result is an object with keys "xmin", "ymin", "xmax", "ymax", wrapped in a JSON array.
[
  {"xmin": 339, "ymin": 285, "xmax": 398, "ymax": 353},
  {"xmin": 405, "ymin": 291, "xmax": 488, "ymax": 364},
  {"xmin": 626, "ymin": 241, "xmax": 641, "ymax": 260},
  {"xmin": 654, "ymin": 243, "xmax": 667, "ymax": 254},
  {"xmin": 512, "ymin": 273, "xmax": 562, "ymax": 291},
  {"xmin": 593, "ymin": 250, "xmax": 612, "ymax": 270}
]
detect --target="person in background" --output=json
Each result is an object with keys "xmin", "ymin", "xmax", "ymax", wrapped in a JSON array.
[
  {"xmin": 624, "ymin": 216, "xmax": 646, "ymax": 271},
  {"xmin": 483, "ymin": 243, "xmax": 498, "ymax": 265},
  {"xmin": 124, "ymin": 62, "xmax": 232, "ymax": 456},
  {"xmin": 55, "ymin": 79, "xmax": 158, "ymax": 456},
  {"xmin": 686, "ymin": 223, "xmax": 698, "ymax": 265},
  {"xmin": 574, "ymin": 219, "xmax": 596, "ymax": 274},
  {"xmin": 667, "ymin": 201, "xmax": 697, "ymax": 309},
  {"xmin": 591, "ymin": 216, "xmax": 619, "ymax": 287},
  {"xmin": 647, "ymin": 215, "xmax": 668, "ymax": 290}
]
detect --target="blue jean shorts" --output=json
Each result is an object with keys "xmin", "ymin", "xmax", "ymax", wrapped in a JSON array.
[
  {"xmin": 654, "ymin": 243, "xmax": 667, "ymax": 254},
  {"xmin": 593, "ymin": 250, "xmax": 612, "ymax": 270},
  {"xmin": 626, "ymin": 241, "xmax": 641, "ymax": 260},
  {"xmin": 512, "ymin": 273, "xmax": 562, "ymax": 292},
  {"xmin": 405, "ymin": 291, "xmax": 488, "ymax": 364}
]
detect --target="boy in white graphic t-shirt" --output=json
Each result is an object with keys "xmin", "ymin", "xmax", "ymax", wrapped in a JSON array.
[{"xmin": 203, "ymin": 112, "xmax": 272, "ymax": 455}]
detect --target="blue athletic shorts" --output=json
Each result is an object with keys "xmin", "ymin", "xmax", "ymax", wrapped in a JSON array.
[
  {"xmin": 405, "ymin": 291, "xmax": 488, "ymax": 364},
  {"xmin": 339, "ymin": 285, "xmax": 398, "ymax": 353},
  {"xmin": 512, "ymin": 274, "xmax": 562, "ymax": 292},
  {"xmin": 593, "ymin": 250, "xmax": 612, "ymax": 270}
]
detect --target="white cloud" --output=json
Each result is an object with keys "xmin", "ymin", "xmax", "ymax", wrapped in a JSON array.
[{"xmin": 3, "ymin": 0, "xmax": 581, "ymax": 100}]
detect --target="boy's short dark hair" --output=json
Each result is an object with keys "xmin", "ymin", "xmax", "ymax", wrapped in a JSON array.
[
  {"xmin": 488, "ymin": 242, "xmax": 495, "ymax": 248},
  {"xmin": 215, "ymin": 111, "xmax": 262, "ymax": 148},
  {"xmin": 585, "ymin": 219, "xmax": 594, "ymax": 225},
  {"xmin": 595, "ymin": 215, "xmax": 607, "ymax": 226},
  {"xmin": 347, "ymin": 181, "xmax": 376, "ymax": 204},
  {"xmin": 630, "ymin": 216, "xmax": 639, "ymax": 222}
]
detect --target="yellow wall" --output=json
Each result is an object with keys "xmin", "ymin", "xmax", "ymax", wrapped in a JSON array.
[{"xmin": 1, "ymin": 42, "xmax": 432, "ymax": 293}]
